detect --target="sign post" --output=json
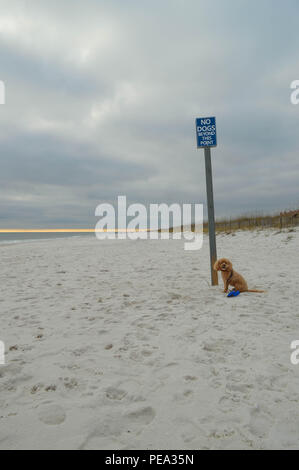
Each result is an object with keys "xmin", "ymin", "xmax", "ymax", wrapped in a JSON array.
[{"xmin": 196, "ymin": 117, "xmax": 218, "ymax": 286}]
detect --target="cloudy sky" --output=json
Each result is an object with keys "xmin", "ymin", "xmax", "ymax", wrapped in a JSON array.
[{"xmin": 0, "ymin": 0, "xmax": 299, "ymax": 228}]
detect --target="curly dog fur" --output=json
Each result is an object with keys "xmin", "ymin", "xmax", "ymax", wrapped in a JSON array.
[{"xmin": 214, "ymin": 258, "xmax": 264, "ymax": 294}]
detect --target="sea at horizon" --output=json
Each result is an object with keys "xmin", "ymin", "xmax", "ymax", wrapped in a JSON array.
[{"xmin": 0, "ymin": 232, "xmax": 94, "ymax": 245}]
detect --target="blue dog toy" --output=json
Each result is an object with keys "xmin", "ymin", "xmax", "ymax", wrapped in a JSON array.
[{"xmin": 227, "ymin": 290, "xmax": 240, "ymax": 298}]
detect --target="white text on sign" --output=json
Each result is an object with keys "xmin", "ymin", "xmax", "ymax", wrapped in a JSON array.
[{"xmin": 196, "ymin": 117, "xmax": 217, "ymax": 148}]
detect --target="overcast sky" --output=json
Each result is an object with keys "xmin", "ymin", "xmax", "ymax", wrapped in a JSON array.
[{"xmin": 0, "ymin": 0, "xmax": 299, "ymax": 228}]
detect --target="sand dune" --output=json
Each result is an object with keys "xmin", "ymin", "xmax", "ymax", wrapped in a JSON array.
[{"xmin": 0, "ymin": 229, "xmax": 298, "ymax": 450}]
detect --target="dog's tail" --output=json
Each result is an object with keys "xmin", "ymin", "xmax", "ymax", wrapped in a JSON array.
[{"xmin": 246, "ymin": 289, "xmax": 265, "ymax": 294}]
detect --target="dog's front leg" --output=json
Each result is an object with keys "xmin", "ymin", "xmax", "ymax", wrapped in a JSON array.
[{"xmin": 223, "ymin": 281, "xmax": 229, "ymax": 294}]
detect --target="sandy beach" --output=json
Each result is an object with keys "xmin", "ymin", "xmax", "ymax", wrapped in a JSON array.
[{"xmin": 0, "ymin": 229, "xmax": 299, "ymax": 450}]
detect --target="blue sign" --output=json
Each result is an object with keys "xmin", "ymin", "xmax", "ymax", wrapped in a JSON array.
[{"xmin": 196, "ymin": 117, "xmax": 217, "ymax": 148}]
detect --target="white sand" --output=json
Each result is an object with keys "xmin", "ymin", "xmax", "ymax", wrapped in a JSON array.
[{"xmin": 0, "ymin": 229, "xmax": 299, "ymax": 450}]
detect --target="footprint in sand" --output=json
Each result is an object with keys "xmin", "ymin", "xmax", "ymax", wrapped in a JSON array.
[
  {"xmin": 184, "ymin": 375, "xmax": 198, "ymax": 382},
  {"xmin": 45, "ymin": 385, "xmax": 57, "ymax": 392},
  {"xmin": 174, "ymin": 389, "xmax": 194, "ymax": 402},
  {"xmin": 124, "ymin": 406, "xmax": 156, "ymax": 425},
  {"xmin": 31, "ymin": 383, "xmax": 44, "ymax": 395},
  {"xmin": 62, "ymin": 377, "xmax": 78, "ymax": 390},
  {"xmin": 105, "ymin": 387, "xmax": 127, "ymax": 401},
  {"xmin": 248, "ymin": 405, "xmax": 273, "ymax": 439},
  {"xmin": 38, "ymin": 404, "xmax": 66, "ymax": 425}
]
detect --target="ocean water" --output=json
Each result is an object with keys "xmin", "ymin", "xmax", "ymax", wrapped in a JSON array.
[{"xmin": 0, "ymin": 232, "xmax": 94, "ymax": 245}]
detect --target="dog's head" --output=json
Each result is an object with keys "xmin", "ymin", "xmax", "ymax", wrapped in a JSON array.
[{"xmin": 214, "ymin": 258, "xmax": 233, "ymax": 272}]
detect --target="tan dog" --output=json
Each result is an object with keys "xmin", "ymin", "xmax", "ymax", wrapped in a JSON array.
[{"xmin": 214, "ymin": 258, "xmax": 264, "ymax": 294}]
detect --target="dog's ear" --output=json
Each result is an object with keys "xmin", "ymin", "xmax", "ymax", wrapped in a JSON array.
[
  {"xmin": 214, "ymin": 260, "xmax": 220, "ymax": 271},
  {"xmin": 226, "ymin": 259, "xmax": 233, "ymax": 270}
]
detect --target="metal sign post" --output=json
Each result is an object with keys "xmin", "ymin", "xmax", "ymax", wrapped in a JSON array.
[{"xmin": 196, "ymin": 117, "xmax": 218, "ymax": 286}]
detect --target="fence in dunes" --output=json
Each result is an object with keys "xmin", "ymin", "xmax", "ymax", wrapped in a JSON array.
[{"xmin": 201, "ymin": 209, "xmax": 299, "ymax": 233}]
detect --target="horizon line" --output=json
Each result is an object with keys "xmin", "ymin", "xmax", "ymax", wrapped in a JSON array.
[{"xmin": 0, "ymin": 229, "xmax": 151, "ymax": 233}]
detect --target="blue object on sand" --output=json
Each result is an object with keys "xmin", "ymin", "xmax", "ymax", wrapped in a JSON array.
[{"xmin": 227, "ymin": 290, "xmax": 240, "ymax": 298}]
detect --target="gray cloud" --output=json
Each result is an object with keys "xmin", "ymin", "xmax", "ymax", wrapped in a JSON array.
[
  {"xmin": 0, "ymin": 132, "xmax": 154, "ymax": 186},
  {"xmin": 0, "ymin": 0, "xmax": 299, "ymax": 228}
]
